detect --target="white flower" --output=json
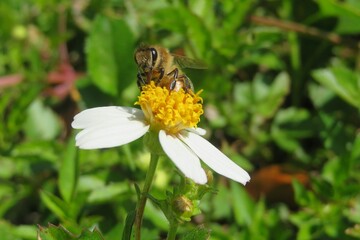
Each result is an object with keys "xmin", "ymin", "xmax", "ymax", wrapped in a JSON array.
[{"xmin": 72, "ymin": 83, "xmax": 250, "ymax": 185}]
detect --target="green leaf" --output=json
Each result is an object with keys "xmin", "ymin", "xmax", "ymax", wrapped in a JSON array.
[
  {"xmin": 308, "ymin": 83, "xmax": 336, "ymax": 108},
  {"xmin": 188, "ymin": 0, "xmax": 216, "ymax": 29},
  {"xmin": 254, "ymin": 72, "xmax": 290, "ymax": 117},
  {"xmin": 59, "ymin": 135, "xmax": 78, "ymax": 203},
  {"xmin": 105, "ymin": 223, "xmax": 124, "ymax": 240},
  {"xmin": 86, "ymin": 15, "xmax": 135, "ymax": 96},
  {"xmin": 23, "ymin": 98, "xmax": 61, "ymax": 140},
  {"xmin": 233, "ymin": 72, "xmax": 290, "ymax": 120},
  {"xmin": 37, "ymin": 224, "xmax": 104, "ymax": 240},
  {"xmin": 179, "ymin": 7, "xmax": 211, "ymax": 58},
  {"xmin": 144, "ymin": 201, "xmax": 168, "ymax": 231},
  {"xmin": 154, "ymin": 8, "xmax": 186, "ymax": 34},
  {"xmin": 0, "ymin": 220, "xmax": 37, "ymax": 240},
  {"xmin": 87, "ymin": 183, "xmax": 129, "ymax": 203},
  {"xmin": 210, "ymin": 183, "xmax": 231, "ymax": 220},
  {"xmin": 155, "ymin": 6, "xmax": 211, "ymax": 58},
  {"xmin": 271, "ymin": 107, "xmax": 313, "ymax": 153},
  {"xmin": 39, "ymin": 190, "xmax": 70, "ymax": 221},
  {"xmin": 292, "ymin": 179, "xmax": 317, "ymax": 207},
  {"xmin": 312, "ymin": 65, "xmax": 360, "ymax": 108},
  {"xmin": 122, "ymin": 210, "xmax": 135, "ymax": 240},
  {"xmin": 317, "ymin": 0, "xmax": 360, "ymax": 34},
  {"xmin": 230, "ymin": 181, "xmax": 255, "ymax": 226},
  {"xmin": 180, "ymin": 226, "xmax": 210, "ymax": 240},
  {"xmin": 220, "ymin": 0, "xmax": 253, "ymax": 33}
]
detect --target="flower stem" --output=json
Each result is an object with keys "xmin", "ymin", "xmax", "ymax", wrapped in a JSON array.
[
  {"xmin": 166, "ymin": 221, "xmax": 179, "ymax": 240},
  {"xmin": 134, "ymin": 153, "xmax": 159, "ymax": 240}
]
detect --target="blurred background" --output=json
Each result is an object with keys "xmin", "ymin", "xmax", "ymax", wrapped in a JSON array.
[{"xmin": 1, "ymin": 0, "xmax": 360, "ymax": 239}]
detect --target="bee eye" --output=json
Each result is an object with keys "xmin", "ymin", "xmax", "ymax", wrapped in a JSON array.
[{"xmin": 150, "ymin": 48, "xmax": 158, "ymax": 65}]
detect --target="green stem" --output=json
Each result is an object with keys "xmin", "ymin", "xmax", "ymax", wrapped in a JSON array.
[
  {"xmin": 134, "ymin": 154, "xmax": 159, "ymax": 240},
  {"xmin": 167, "ymin": 221, "xmax": 179, "ymax": 240}
]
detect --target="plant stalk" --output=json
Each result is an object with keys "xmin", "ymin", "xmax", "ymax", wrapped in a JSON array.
[
  {"xmin": 134, "ymin": 153, "xmax": 159, "ymax": 240},
  {"xmin": 166, "ymin": 221, "xmax": 179, "ymax": 240}
]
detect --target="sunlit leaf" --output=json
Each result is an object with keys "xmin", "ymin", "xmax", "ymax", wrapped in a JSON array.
[
  {"xmin": 312, "ymin": 65, "xmax": 360, "ymax": 108},
  {"xmin": 86, "ymin": 15, "xmax": 135, "ymax": 96},
  {"xmin": 24, "ymin": 98, "xmax": 61, "ymax": 140}
]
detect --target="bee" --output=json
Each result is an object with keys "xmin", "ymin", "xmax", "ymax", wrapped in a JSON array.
[{"xmin": 134, "ymin": 45, "xmax": 206, "ymax": 93}]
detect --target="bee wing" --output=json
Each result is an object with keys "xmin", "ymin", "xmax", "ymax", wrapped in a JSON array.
[{"xmin": 172, "ymin": 54, "xmax": 207, "ymax": 69}]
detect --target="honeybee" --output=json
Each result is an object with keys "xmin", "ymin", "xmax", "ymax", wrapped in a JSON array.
[{"xmin": 134, "ymin": 45, "xmax": 206, "ymax": 93}]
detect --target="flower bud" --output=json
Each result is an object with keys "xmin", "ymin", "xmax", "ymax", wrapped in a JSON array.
[{"xmin": 172, "ymin": 196, "xmax": 194, "ymax": 221}]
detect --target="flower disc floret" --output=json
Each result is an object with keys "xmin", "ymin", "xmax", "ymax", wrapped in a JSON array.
[{"xmin": 136, "ymin": 82, "xmax": 203, "ymax": 134}]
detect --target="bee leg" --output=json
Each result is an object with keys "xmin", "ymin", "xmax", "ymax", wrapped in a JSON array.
[
  {"xmin": 159, "ymin": 68, "xmax": 165, "ymax": 80},
  {"xmin": 155, "ymin": 68, "xmax": 165, "ymax": 85},
  {"xmin": 137, "ymin": 73, "xmax": 146, "ymax": 89},
  {"xmin": 167, "ymin": 68, "xmax": 179, "ymax": 91},
  {"xmin": 169, "ymin": 79, "xmax": 177, "ymax": 90},
  {"xmin": 183, "ymin": 76, "xmax": 194, "ymax": 92}
]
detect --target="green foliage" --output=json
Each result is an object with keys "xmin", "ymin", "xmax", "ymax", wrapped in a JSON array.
[
  {"xmin": 1, "ymin": 0, "xmax": 360, "ymax": 239},
  {"xmin": 180, "ymin": 226, "xmax": 210, "ymax": 240},
  {"xmin": 37, "ymin": 224, "xmax": 104, "ymax": 240},
  {"xmin": 86, "ymin": 15, "xmax": 136, "ymax": 97},
  {"xmin": 312, "ymin": 62, "xmax": 360, "ymax": 108}
]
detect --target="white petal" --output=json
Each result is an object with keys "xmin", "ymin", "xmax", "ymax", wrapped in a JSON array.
[
  {"xmin": 179, "ymin": 131, "xmax": 250, "ymax": 185},
  {"xmin": 159, "ymin": 130, "xmax": 207, "ymax": 184},
  {"xmin": 186, "ymin": 127, "xmax": 206, "ymax": 136},
  {"xmin": 75, "ymin": 118, "xmax": 149, "ymax": 149},
  {"xmin": 72, "ymin": 106, "xmax": 145, "ymax": 129}
]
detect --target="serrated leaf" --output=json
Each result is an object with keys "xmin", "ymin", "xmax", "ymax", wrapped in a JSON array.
[
  {"xmin": 59, "ymin": 135, "xmax": 78, "ymax": 203},
  {"xmin": 77, "ymin": 228, "xmax": 104, "ymax": 240},
  {"xmin": 37, "ymin": 224, "xmax": 104, "ymax": 240},
  {"xmin": 38, "ymin": 224, "xmax": 70, "ymax": 240},
  {"xmin": 86, "ymin": 15, "xmax": 135, "ymax": 96}
]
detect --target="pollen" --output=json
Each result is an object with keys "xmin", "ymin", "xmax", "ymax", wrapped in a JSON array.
[{"xmin": 135, "ymin": 82, "xmax": 203, "ymax": 134}]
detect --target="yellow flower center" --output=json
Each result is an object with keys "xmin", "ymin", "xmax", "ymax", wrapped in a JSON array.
[{"xmin": 135, "ymin": 82, "xmax": 203, "ymax": 134}]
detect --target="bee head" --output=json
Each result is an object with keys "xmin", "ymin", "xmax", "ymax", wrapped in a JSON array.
[{"xmin": 134, "ymin": 46, "xmax": 158, "ymax": 73}]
